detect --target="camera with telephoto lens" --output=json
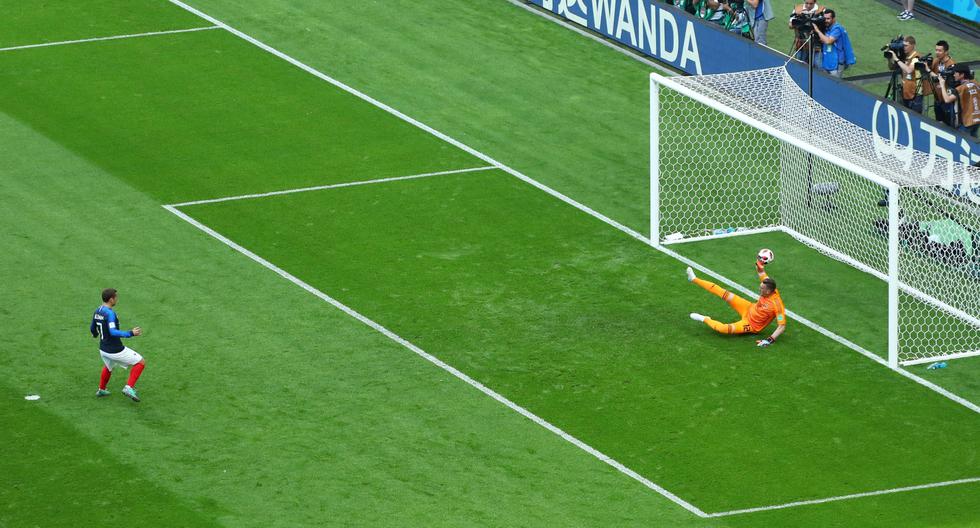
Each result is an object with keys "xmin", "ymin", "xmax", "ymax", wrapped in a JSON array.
[
  {"xmin": 932, "ymin": 69, "xmax": 959, "ymax": 87},
  {"xmin": 882, "ymin": 35, "xmax": 906, "ymax": 61},
  {"xmin": 916, "ymin": 53, "xmax": 933, "ymax": 73},
  {"xmin": 790, "ymin": 11, "xmax": 825, "ymax": 34}
]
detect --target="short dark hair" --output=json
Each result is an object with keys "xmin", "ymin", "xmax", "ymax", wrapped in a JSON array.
[
  {"xmin": 824, "ymin": 8, "xmax": 835, "ymax": 18},
  {"xmin": 102, "ymin": 288, "xmax": 117, "ymax": 303},
  {"xmin": 905, "ymin": 35, "xmax": 916, "ymax": 46},
  {"xmin": 937, "ymin": 40, "xmax": 950, "ymax": 52},
  {"xmin": 762, "ymin": 277, "xmax": 777, "ymax": 292}
]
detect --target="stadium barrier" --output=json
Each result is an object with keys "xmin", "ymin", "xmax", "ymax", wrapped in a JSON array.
[{"xmin": 921, "ymin": 0, "xmax": 980, "ymax": 23}]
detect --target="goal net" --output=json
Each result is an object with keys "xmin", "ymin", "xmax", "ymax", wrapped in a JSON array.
[{"xmin": 650, "ymin": 66, "xmax": 980, "ymax": 367}]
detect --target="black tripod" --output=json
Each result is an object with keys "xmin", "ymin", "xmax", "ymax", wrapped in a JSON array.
[
  {"xmin": 802, "ymin": 33, "xmax": 818, "ymax": 210},
  {"xmin": 884, "ymin": 69, "xmax": 901, "ymax": 102}
]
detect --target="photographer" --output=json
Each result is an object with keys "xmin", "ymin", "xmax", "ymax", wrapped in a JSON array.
[
  {"xmin": 811, "ymin": 9, "xmax": 856, "ymax": 78},
  {"xmin": 788, "ymin": 0, "xmax": 823, "ymax": 62},
  {"xmin": 886, "ymin": 36, "xmax": 924, "ymax": 113},
  {"xmin": 927, "ymin": 41, "xmax": 956, "ymax": 125},
  {"xmin": 938, "ymin": 64, "xmax": 980, "ymax": 137}
]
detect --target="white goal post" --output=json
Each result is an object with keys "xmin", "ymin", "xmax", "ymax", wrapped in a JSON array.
[{"xmin": 650, "ymin": 67, "xmax": 980, "ymax": 368}]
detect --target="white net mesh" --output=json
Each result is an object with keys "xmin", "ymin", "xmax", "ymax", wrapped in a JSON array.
[{"xmin": 654, "ymin": 66, "xmax": 980, "ymax": 365}]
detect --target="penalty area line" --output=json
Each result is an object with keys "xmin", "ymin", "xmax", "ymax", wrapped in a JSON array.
[
  {"xmin": 0, "ymin": 26, "xmax": 220, "ymax": 52},
  {"xmin": 167, "ymin": 166, "xmax": 497, "ymax": 207},
  {"xmin": 165, "ymin": 0, "xmax": 979, "ymax": 513},
  {"xmin": 707, "ymin": 476, "xmax": 980, "ymax": 517},
  {"xmin": 161, "ymin": 203, "xmax": 710, "ymax": 519}
]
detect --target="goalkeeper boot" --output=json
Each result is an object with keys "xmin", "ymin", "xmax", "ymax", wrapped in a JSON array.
[
  {"xmin": 122, "ymin": 385, "xmax": 140, "ymax": 403},
  {"xmin": 690, "ymin": 313, "xmax": 706, "ymax": 322},
  {"xmin": 96, "ymin": 389, "xmax": 110, "ymax": 397},
  {"xmin": 686, "ymin": 267, "xmax": 696, "ymax": 282}
]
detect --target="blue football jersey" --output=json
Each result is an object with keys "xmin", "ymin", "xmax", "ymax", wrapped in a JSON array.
[{"xmin": 90, "ymin": 306, "xmax": 131, "ymax": 354}]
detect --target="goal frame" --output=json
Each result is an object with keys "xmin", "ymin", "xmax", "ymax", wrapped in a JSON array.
[{"xmin": 649, "ymin": 72, "xmax": 906, "ymax": 367}]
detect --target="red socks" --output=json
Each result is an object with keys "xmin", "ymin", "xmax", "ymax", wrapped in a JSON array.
[
  {"xmin": 100, "ymin": 363, "xmax": 145, "ymax": 390},
  {"xmin": 127, "ymin": 362, "xmax": 145, "ymax": 388},
  {"xmin": 99, "ymin": 367, "xmax": 112, "ymax": 390}
]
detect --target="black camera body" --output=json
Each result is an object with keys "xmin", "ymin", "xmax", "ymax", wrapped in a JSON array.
[
  {"xmin": 790, "ymin": 12, "xmax": 826, "ymax": 33},
  {"xmin": 933, "ymin": 69, "xmax": 960, "ymax": 88},
  {"xmin": 882, "ymin": 35, "xmax": 906, "ymax": 61},
  {"xmin": 916, "ymin": 53, "xmax": 933, "ymax": 73}
]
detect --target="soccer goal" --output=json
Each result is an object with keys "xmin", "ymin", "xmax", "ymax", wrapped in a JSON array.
[{"xmin": 650, "ymin": 66, "xmax": 980, "ymax": 368}]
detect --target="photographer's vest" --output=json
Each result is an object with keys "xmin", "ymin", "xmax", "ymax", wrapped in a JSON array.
[
  {"xmin": 956, "ymin": 81, "xmax": 980, "ymax": 127},
  {"xmin": 902, "ymin": 51, "xmax": 922, "ymax": 100}
]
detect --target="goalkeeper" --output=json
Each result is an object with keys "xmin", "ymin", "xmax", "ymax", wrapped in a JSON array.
[{"xmin": 685, "ymin": 258, "xmax": 786, "ymax": 347}]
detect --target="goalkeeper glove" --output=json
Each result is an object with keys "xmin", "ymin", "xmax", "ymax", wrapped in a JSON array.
[
  {"xmin": 755, "ymin": 260, "xmax": 766, "ymax": 273},
  {"xmin": 756, "ymin": 337, "xmax": 774, "ymax": 347}
]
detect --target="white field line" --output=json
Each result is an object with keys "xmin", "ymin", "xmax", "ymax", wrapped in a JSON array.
[
  {"xmin": 169, "ymin": 166, "xmax": 496, "ymax": 207},
  {"xmin": 164, "ymin": 0, "xmax": 980, "ymax": 513},
  {"xmin": 709, "ymin": 477, "xmax": 980, "ymax": 517},
  {"xmin": 161, "ymin": 203, "xmax": 709, "ymax": 519},
  {"xmin": 0, "ymin": 26, "xmax": 220, "ymax": 52}
]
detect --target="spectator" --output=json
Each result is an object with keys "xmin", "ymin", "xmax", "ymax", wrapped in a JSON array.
[
  {"xmin": 927, "ymin": 41, "xmax": 956, "ymax": 125},
  {"xmin": 688, "ymin": 0, "xmax": 753, "ymax": 38},
  {"xmin": 669, "ymin": 0, "xmax": 697, "ymax": 15},
  {"xmin": 886, "ymin": 36, "xmax": 924, "ymax": 113},
  {"xmin": 938, "ymin": 64, "xmax": 980, "ymax": 137},
  {"xmin": 898, "ymin": 0, "xmax": 915, "ymax": 20},
  {"xmin": 745, "ymin": 0, "xmax": 775, "ymax": 46},
  {"xmin": 811, "ymin": 9, "xmax": 856, "ymax": 78},
  {"xmin": 788, "ymin": 0, "xmax": 823, "ymax": 62},
  {"xmin": 694, "ymin": 0, "xmax": 729, "ymax": 25}
]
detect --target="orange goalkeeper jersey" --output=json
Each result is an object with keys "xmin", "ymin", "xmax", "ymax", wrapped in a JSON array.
[{"xmin": 748, "ymin": 274, "xmax": 786, "ymax": 333}]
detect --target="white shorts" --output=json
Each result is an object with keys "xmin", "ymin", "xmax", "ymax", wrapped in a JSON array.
[{"xmin": 99, "ymin": 347, "xmax": 143, "ymax": 371}]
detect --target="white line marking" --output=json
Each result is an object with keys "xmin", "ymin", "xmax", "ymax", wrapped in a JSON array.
[
  {"xmin": 169, "ymin": 166, "xmax": 496, "ymax": 207},
  {"xmin": 708, "ymin": 477, "xmax": 980, "ymax": 517},
  {"xmin": 162, "ymin": 203, "xmax": 710, "ymax": 519},
  {"xmin": 164, "ymin": 0, "xmax": 980, "ymax": 513},
  {"xmin": 0, "ymin": 26, "xmax": 220, "ymax": 52}
]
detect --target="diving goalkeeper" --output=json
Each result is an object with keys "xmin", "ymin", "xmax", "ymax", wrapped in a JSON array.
[{"xmin": 686, "ymin": 259, "xmax": 786, "ymax": 347}]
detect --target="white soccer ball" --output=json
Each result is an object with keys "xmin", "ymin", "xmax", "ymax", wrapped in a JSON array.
[{"xmin": 757, "ymin": 248, "xmax": 775, "ymax": 264}]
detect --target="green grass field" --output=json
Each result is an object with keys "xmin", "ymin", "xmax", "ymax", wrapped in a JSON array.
[{"xmin": 2, "ymin": 1, "xmax": 979, "ymax": 526}]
